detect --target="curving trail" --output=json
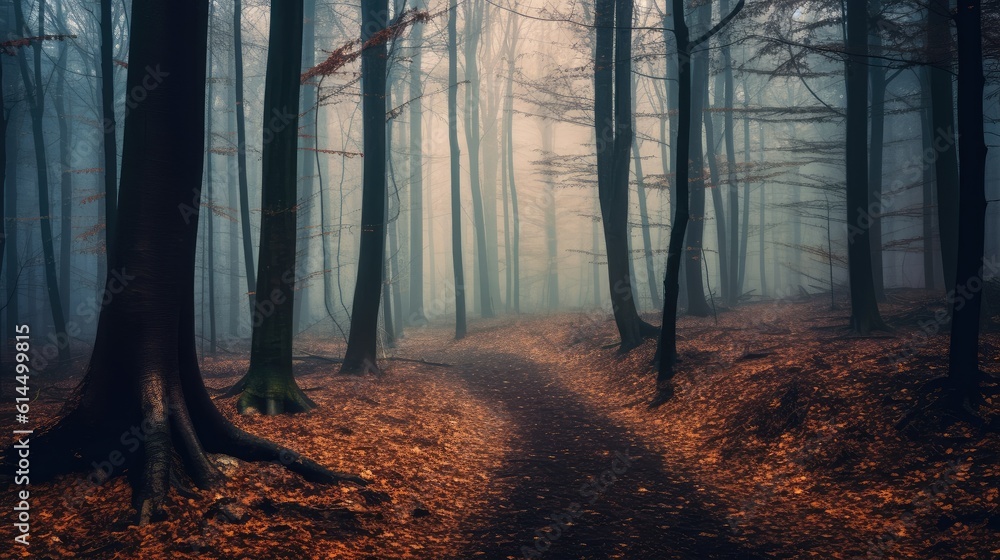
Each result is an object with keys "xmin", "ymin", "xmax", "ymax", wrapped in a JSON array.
[{"xmin": 407, "ymin": 323, "xmax": 779, "ymax": 560}]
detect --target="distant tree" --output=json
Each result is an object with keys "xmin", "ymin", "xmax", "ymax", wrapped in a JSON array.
[
  {"xmin": 233, "ymin": 0, "xmax": 257, "ymax": 317},
  {"xmin": 449, "ymin": 0, "xmax": 468, "ymax": 339},
  {"xmin": 4, "ymin": 0, "xmax": 363, "ymax": 524},
  {"xmin": 845, "ymin": 0, "xmax": 886, "ymax": 333},
  {"xmin": 228, "ymin": 0, "xmax": 314, "ymax": 413},
  {"xmin": 13, "ymin": 0, "xmax": 69, "ymax": 364},
  {"xmin": 99, "ymin": 0, "xmax": 117, "ymax": 258},
  {"xmin": 407, "ymin": 0, "xmax": 428, "ymax": 326}
]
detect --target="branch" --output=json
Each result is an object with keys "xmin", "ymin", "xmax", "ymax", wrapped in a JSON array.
[{"xmin": 690, "ymin": 0, "xmax": 745, "ymax": 50}]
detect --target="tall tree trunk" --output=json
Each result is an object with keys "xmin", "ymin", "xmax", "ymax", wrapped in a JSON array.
[
  {"xmin": 927, "ymin": 0, "xmax": 960, "ymax": 293},
  {"xmin": 448, "ymin": 0, "xmax": 468, "ymax": 338},
  {"xmin": 204, "ymin": 14, "xmax": 217, "ymax": 355},
  {"xmin": 293, "ymin": 0, "xmax": 317, "ymax": 335},
  {"xmin": 738, "ymin": 76, "xmax": 751, "ymax": 296},
  {"xmin": 703, "ymin": 84, "xmax": 730, "ymax": 305},
  {"xmin": 594, "ymin": 0, "xmax": 654, "ymax": 351},
  {"xmin": 11, "ymin": 0, "xmax": 362, "ymax": 523},
  {"xmin": 4, "ymin": 112, "xmax": 18, "ymax": 343},
  {"xmin": 541, "ymin": 120, "xmax": 559, "ymax": 308},
  {"xmin": 14, "ymin": 0, "xmax": 70, "ymax": 364},
  {"xmin": 462, "ymin": 0, "xmax": 496, "ymax": 318},
  {"xmin": 869, "ymin": 0, "xmax": 887, "ymax": 302},
  {"xmin": 342, "ymin": 0, "xmax": 390, "ymax": 370},
  {"xmin": 683, "ymin": 1, "xmax": 712, "ymax": 317},
  {"xmin": 54, "ymin": 25, "xmax": 72, "ymax": 314},
  {"xmin": 233, "ymin": 0, "xmax": 256, "ymax": 317},
  {"xmin": 721, "ymin": 1, "xmax": 740, "ymax": 305},
  {"xmin": 656, "ymin": 0, "xmax": 694, "ymax": 397},
  {"xmin": 920, "ymin": 67, "xmax": 940, "ymax": 290},
  {"xmin": 631, "ymin": 72, "xmax": 661, "ymax": 310},
  {"xmin": 99, "ymin": 0, "xmax": 118, "ymax": 259},
  {"xmin": 229, "ymin": 0, "xmax": 313, "ymax": 411},
  {"xmin": 949, "ymin": 0, "xmax": 987, "ymax": 402},
  {"xmin": 407, "ymin": 1, "xmax": 427, "ymax": 325},
  {"xmin": 845, "ymin": 0, "xmax": 885, "ymax": 333}
]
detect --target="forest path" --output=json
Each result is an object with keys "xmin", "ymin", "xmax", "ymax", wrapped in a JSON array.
[{"xmin": 399, "ymin": 319, "xmax": 778, "ymax": 560}]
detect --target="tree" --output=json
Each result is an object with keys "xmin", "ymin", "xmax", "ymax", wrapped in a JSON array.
[
  {"xmin": 99, "ymin": 0, "xmax": 117, "ymax": 258},
  {"xmin": 14, "ymin": 0, "xmax": 70, "ymax": 364},
  {"xmin": 463, "ymin": 0, "xmax": 497, "ymax": 318},
  {"xmin": 845, "ymin": 0, "xmax": 885, "ymax": 333},
  {"xmin": 407, "ymin": 0, "xmax": 428, "ymax": 326},
  {"xmin": 233, "ymin": 0, "xmax": 257, "ymax": 317},
  {"xmin": 656, "ymin": 0, "xmax": 745, "ymax": 404},
  {"xmin": 449, "ymin": 0, "xmax": 468, "ymax": 339},
  {"xmin": 948, "ymin": 0, "xmax": 987, "ymax": 404},
  {"xmin": 342, "ymin": 0, "xmax": 390, "ymax": 372},
  {"xmin": 594, "ymin": 0, "xmax": 656, "ymax": 351},
  {"xmin": 227, "ymin": 0, "xmax": 314, "ymax": 413},
  {"xmin": 4, "ymin": 0, "xmax": 363, "ymax": 525}
]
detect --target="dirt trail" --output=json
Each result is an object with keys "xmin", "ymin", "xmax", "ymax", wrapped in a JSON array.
[{"xmin": 402, "ymin": 321, "xmax": 779, "ymax": 560}]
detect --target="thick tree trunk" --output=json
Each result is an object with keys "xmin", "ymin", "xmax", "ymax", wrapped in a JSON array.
[
  {"xmin": 948, "ymin": 0, "xmax": 987, "ymax": 402},
  {"xmin": 3, "ymin": 0, "xmax": 363, "ymax": 526},
  {"xmin": 845, "ymin": 0, "xmax": 886, "ymax": 333},
  {"xmin": 448, "ymin": 0, "xmax": 468, "ymax": 338},
  {"xmin": 15, "ymin": 0, "xmax": 70, "ymax": 364},
  {"xmin": 230, "ymin": 0, "xmax": 313, "ymax": 412}
]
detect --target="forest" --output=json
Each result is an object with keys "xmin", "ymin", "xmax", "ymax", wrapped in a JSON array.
[{"xmin": 0, "ymin": 0, "xmax": 998, "ymax": 558}]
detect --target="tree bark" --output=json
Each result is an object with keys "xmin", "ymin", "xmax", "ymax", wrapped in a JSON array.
[
  {"xmin": 342, "ymin": 0, "xmax": 390, "ymax": 371},
  {"xmin": 448, "ymin": 0, "xmax": 468, "ymax": 338},
  {"xmin": 233, "ymin": 0, "xmax": 257, "ymax": 317},
  {"xmin": 407, "ymin": 1, "xmax": 427, "ymax": 325},
  {"xmin": 2, "ymin": 0, "xmax": 363, "ymax": 526},
  {"xmin": 229, "ymin": 0, "xmax": 313, "ymax": 411},
  {"xmin": 949, "ymin": 0, "xmax": 987, "ymax": 402},
  {"xmin": 845, "ymin": 0, "xmax": 886, "ymax": 333},
  {"xmin": 14, "ymin": 0, "xmax": 70, "ymax": 364}
]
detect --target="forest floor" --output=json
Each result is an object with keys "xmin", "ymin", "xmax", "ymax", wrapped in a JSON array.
[{"xmin": 2, "ymin": 289, "xmax": 999, "ymax": 559}]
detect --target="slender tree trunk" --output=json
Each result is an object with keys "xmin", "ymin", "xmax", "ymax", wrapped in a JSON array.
[
  {"xmin": 721, "ymin": 2, "xmax": 740, "ymax": 305},
  {"xmin": 869, "ymin": 1, "xmax": 887, "ymax": 302},
  {"xmin": 55, "ymin": 30, "xmax": 72, "ymax": 314},
  {"xmin": 230, "ymin": 0, "xmax": 314, "ymax": 411},
  {"xmin": 846, "ymin": 0, "xmax": 885, "ymax": 333},
  {"xmin": 462, "ymin": 0, "xmax": 496, "ymax": 318},
  {"xmin": 684, "ymin": 1, "xmax": 712, "ymax": 317},
  {"xmin": 205, "ymin": 16, "xmax": 217, "ymax": 355},
  {"xmin": 703, "ymin": 85, "xmax": 730, "ymax": 304},
  {"xmin": 927, "ymin": 0, "xmax": 960, "ymax": 293},
  {"xmin": 99, "ymin": 0, "xmax": 117, "ymax": 259},
  {"xmin": 4, "ymin": 112, "xmax": 18, "ymax": 342},
  {"xmin": 407, "ymin": 1, "xmax": 427, "ymax": 325},
  {"xmin": 738, "ymin": 76, "xmax": 750, "ymax": 296},
  {"xmin": 921, "ymin": 67, "xmax": 940, "ymax": 291},
  {"xmin": 949, "ymin": 0, "xmax": 987, "ymax": 401},
  {"xmin": 15, "ymin": 0, "xmax": 69, "ymax": 363},
  {"xmin": 656, "ymin": 0, "xmax": 693, "ymax": 396},
  {"xmin": 448, "ymin": 0, "xmax": 467, "ymax": 338},
  {"xmin": 631, "ymin": 73, "xmax": 661, "ymax": 309},
  {"xmin": 233, "ymin": 0, "xmax": 256, "ymax": 317}
]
